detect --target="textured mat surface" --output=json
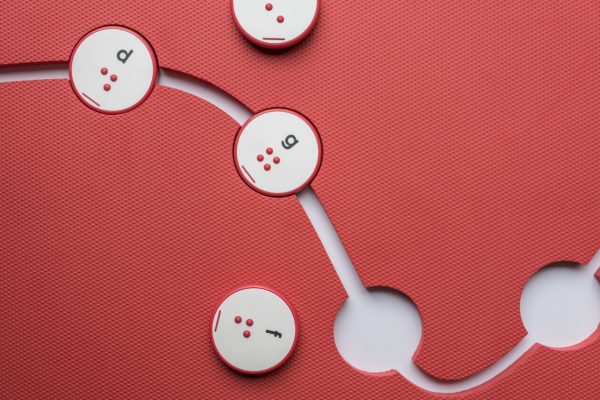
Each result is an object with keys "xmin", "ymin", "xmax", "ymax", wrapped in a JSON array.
[{"xmin": 1, "ymin": 0, "xmax": 599, "ymax": 398}]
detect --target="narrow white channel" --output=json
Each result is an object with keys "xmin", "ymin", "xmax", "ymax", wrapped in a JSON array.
[
  {"xmin": 0, "ymin": 63, "xmax": 69, "ymax": 83},
  {"xmin": 398, "ymin": 335, "xmax": 536, "ymax": 394},
  {"xmin": 586, "ymin": 248, "xmax": 600, "ymax": 276},
  {"xmin": 157, "ymin": 68, "xmax": 252, "ymax": 126},
  {"xmin": 296, "ymin": 187, "xmax": 368, "ymax": 301}
]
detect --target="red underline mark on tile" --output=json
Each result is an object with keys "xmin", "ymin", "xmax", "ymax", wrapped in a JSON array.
[
  {"xmin": 215, "ymin": 310, "xmax": 222, "ymax": 332},
  {"xmin": 242, "ymin": 165, "xmax": 256, "ymax": 183},
  {"xmin": 82, "ymin": 92, "xmax": 101, "ymax": 107}
]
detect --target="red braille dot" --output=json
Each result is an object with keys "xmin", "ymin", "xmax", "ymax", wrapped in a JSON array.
[
  {"xmin": 234, "ymin": 316, "xmax": 242, "ymax": 324},
  {"xmin": 273, "ymin": 157, "xmax": 280, "ymax": 164},
  {"xmin": 246, "ymin": 319, "xmax": 253, "ymax": 326},
  {"xmin": 100, "ymin": 67, "xmax": 108, "ymax": 75},
  {"xmin": 265, "ymin": 3, "xmax": 273, "ymax": 10},
  {"xmin": 103, "ymin": 84, "xmax": 111, "ymax": 91},
  {"xmin": 277, "ymin": 15, "xmax": 284, "ymax": 23},
  {"xmin": 266, "ymin": 147, "xmax": 273, "ymax": 155},
  {"xmin": 264, "ymin": 164, "xmax": 271, "ymax": 171},
  {"xmin": 243, "ymin": 330, "xmax": 251, "ymax": 338},
  {"xmin": 110, "ymin": 74, "xmax": 118, "ymax": 82},
  {"xmin": 257, "ymin": 154, "xmax": 264, "ymax": 162}
]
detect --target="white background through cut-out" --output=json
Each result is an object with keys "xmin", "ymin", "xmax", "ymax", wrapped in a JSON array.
[{"xmin": 1, "ymin": 64, "xmax": 598, "ymax": 394}]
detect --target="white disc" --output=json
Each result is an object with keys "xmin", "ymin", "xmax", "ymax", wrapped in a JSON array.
[
  {"xmin": 69, "ymin": 26, "xmax": 158, "ymax": 114},
  {"xmin": 234, "ymin": 108, "xmax": 322, "ymax": 197},
  {"xmin": 231, "ymin": 0, "xmax": 319, "ymax": 49},
  {"xmin": 210, "ymin": 286, "xmax": 298, "ymax": 374}
]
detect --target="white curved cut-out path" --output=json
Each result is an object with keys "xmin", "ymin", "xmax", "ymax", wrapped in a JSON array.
[{"xmin": 1, "ymin": 63, "xmax": 599, "ymax": 395}]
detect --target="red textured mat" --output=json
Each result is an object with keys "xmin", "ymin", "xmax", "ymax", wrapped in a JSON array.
[{"xmin": 1, "ymin": 1, "xmax": 599, "ymax": 398}]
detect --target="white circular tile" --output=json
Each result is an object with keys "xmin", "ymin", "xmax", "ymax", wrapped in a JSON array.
[
  {"xmin": 211, "ymin": 286, "xmax": 298, "ymax": 374},
  {"xmin": 69, "ymin": 26, "xmax": 158, "ymax": 114},
  {"xmin": 234, "ymin": 108, "xmax": 322, "ymax": 197},
  {"xmin": 232, "ymin": 0, "xmax": 319, "ymax": 49}
]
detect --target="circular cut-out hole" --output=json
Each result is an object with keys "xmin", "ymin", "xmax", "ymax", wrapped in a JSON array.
[
  {"xmin": 520, "ymin": 262, "xmax": 600, "ymax": 348},
  {"xmin": 334, "ymin": 287, "xmax": 422, "ymax": 373}
]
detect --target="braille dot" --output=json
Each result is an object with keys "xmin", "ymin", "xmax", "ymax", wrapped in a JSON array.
[
  {"xmin": 265, "ymin": 3, "xmax": 273, "ymax": 11},
  {"xmin": 243, "ymin": 330, "xmax": 251, "ymax": 338},
  {"xmin": 273, "ymin": 157, "xmax": 280, "ymax": 164},
  {"xmin": 266, "ymin": 147, "xmax": 273, "ymax": 155},
  {"xmin": 264, "ymin": 164, "xmax": 271, "ymax": 171},
  {"xmin": 257, "ymin": 154, "xmax": 264, "ymax": 162},
  {"xmin": 110, "ymin": 74, "xmax": 118, "ymax": 82},
  {"xmin": 234, "ymin": 316, "xmax": 242, "ymax": 324},
  {"xmin": 103, "ymin": 84, "xmax": 111, "ymax": 91},
  {"xmin": 246, "ymin": 319, "xmax": 253, "ymax": 326},
  {"xmin": 277, "ymin": 15, "xmax": 284, "ymax": 23},
  {"xmin": 101, "ymin": 67, "xmax": 108, "ymax": 75}
]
